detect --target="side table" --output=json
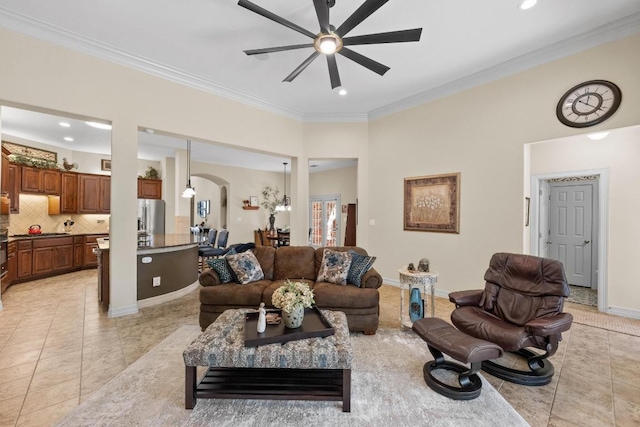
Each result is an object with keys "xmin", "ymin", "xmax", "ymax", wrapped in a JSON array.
[{"xmin": 399, "ymin": 268, "xmax": 438, "ymax": 330}]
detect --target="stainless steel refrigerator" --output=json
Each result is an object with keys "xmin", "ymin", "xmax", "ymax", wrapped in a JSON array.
[{"xmin": 137, "ymin": 199, "xmax": 165, "ymax": 234}]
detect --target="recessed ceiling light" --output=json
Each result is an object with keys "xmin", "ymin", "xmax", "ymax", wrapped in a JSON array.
[
  {"xmin": 338, "ymin": 88, "xmax": 347, "ymax": 96},
  {"xmin": 86, "ymin": 121, "xmax": 112, "ymax": 130},
  {"xmin": 520, "ymin": 0, "xmax": 537, "ymax": 10},
  {"xmin": 59, "ymin": 122, "xmax": 71, "ymax": 127},
  {"xmin": 587, "ymin": 132, "xmax": 609, "ymax": 140},
  {"xmin": 144, "ymin": 128, "xmax": 155, "ymax": 134},
  {"xmin": 64, "ymin": 137, "xmax": 74, "ymax": 142}
]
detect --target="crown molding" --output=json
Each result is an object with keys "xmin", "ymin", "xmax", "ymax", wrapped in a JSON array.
[
  {"xmin": 0, "ymin": 7, "xmax": 303, "ymax": 121},
  {"xmin": 368, "ymin": 12, "xmax": 640, "ymax": 121},
  {"xmin": 1, "ymin": 7, "xmax": 639, "ymax": 123}
]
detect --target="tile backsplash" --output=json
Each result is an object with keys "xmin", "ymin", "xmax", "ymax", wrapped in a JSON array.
[{"xmin": 9, "ymin": 194, "xmax": 110, "ymax": 235}]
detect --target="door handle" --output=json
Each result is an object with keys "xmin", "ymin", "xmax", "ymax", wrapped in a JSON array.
[{"xmin": 584, "ymin": 240, "xmax": 591, "ymax": 244}]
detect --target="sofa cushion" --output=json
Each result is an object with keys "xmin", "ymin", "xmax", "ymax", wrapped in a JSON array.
[
  {"xmin": 315, "ymin": 246, "xmax": 367, "ymax": 277},
  {"xmin": 313, "ymin": 282, "xmax": 379, "ymax": 309},
  {"xmin": 317, "ymin": 249, "xmax": 353, "ymax": 285},
  {"xmin": 347, "ymin": 250, "xmax": 376, "ymax": 287},
  {"xmin": 252, "ymin": 246, "xmax": 276, "ymax": 281},
  {"xmin": 205, "ymin": 248, "xmax": 237, "ymax": 283},
  {"xmin": 274, "ymin": 246, "xmax": 316, "ymax": 281},
  {"xmin": 200, "ymin": 280, "xmax": 272, "ymax": 306},
  {"xmin": 226, "ymin": 251, "xmax": 265, "ymax": 284}
]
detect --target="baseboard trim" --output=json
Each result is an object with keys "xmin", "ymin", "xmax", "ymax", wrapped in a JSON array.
[
  {"xmin": 108, "ymin": 304, "xmax": 139, "ymax": 318},
  {"xmin": 383, "ymin": 277, "xmax": 451, "ymax": 299},
  {"xmin": 608, "ymin": 306, "xmax": 640, "ymax": 320},
  {"xmin": 137, "ymin": 281, "xmax": 199, "ymax": 309}
]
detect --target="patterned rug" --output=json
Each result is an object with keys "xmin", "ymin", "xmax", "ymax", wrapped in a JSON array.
[
  {"xmin": 57, "ymin": 325, "xmax": 528, "ymax": 427},
  {"xmin": 567, "ymin": 285, "xmax": 597, "ymax": 307}
]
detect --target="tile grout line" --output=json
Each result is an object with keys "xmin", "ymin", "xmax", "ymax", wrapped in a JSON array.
[
  {"xmin": 545, "ymin": 324, "xmax": 572, "ymax": 427},
  {"xmin": 15, "ymin": 298, "xmax": 57, "ymax": 425}
]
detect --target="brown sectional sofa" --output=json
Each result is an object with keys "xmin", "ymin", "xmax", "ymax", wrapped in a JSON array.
[{"xmin": 198, "ymin": 245, "xmax": 383, "ymax": 334}]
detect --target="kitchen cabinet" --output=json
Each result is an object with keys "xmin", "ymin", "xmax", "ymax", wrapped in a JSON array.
[
  {"xmin": 6, "ymin": 241, "xmax": 17, "ymax": 288},
  {"xmin": 61, "ymin": 172, "xmax": 79, "ymax": 213},
  {"xmin": 78, "ymin": 174, "xmax": 110, "ymax": 214},
  {"xmin": 32, "ymin": 237, "xmax": 74, "ymax": 276},
  {"xmin": 73, "ymin": 236, "xmax": 84, "ymax": 268},
  {"xmin": 1, "ymin": 155, "xmax": 20, "ymax": 213},
  {"xmin": 137, "ymin": 178, "xmax": 162, "ymax": 199},
  {"xmin": 17, "ymin": 240, "xmax": 33, "ymax": 279},
  {"xmin": 84, "ymin": 234, "xmax": 108, "ymax": 268},
  {"xmin": 20, "ymin": 166, "xmax": 61, "ymax": 195}
]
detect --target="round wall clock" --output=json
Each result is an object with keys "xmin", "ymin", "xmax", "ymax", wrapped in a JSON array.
[{"xmin": 556, "ymin": 80, "xmax": 622, "ymax": 128}]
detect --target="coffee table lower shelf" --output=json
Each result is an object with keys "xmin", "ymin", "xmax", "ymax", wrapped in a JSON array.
[{"xmin": 185, "ymin": 366, "xmax": 351, "ymax": 412}]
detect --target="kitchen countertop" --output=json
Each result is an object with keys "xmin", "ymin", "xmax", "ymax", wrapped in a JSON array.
[
  {"xmin": 7, "ymin": 231, "xmax": 108, "ymax": 242},
  {"xmin": 96, "ymin": 234, "xmax": 200, "ymax": 252}
]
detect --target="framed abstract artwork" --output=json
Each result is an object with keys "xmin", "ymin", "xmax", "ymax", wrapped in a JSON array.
[{"xmin": 404, "ymin": 173, "xmax": 460, "ymax": 233}]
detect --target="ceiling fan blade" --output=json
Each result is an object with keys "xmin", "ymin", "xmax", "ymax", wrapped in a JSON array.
[
  {"xmin": 313, "ymin": 0, "xmax": 330, "ymax": 33},
  {"xmin": 338, "ymin": 47, "xmax": 390, "ymax": 76},
  {"xmin": 244, "ymin": 43, "xmax": 314, "ymax": 55},
  {"xmin": 335, "ymin": 0, "xmax": 389, "ymax": 37},
  {"xmin": 238, "ymin": 0, "xmax": 316, "ymax": 39},
  {"xmin": 343, "ymin": 28, "xmax": 422, "ymax": 46},
  {"xmin": 283, "ymin": 51, "xmax": 321, "ymax": 82},
  {"xmin": 326, "ymin": 54, "xmax": 341, "ymax": 89}
]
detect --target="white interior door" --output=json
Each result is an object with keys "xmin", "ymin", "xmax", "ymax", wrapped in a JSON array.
[{"xmin": 549, "ymin": 184, "xmax": 593, "ymax": 287}]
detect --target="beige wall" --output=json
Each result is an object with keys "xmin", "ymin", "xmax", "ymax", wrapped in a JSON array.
[
  {"xmin": 1, "ymin": 27, "xmax": 639, "ymax": 317},
  {"xmin": 529, "ymin": 126, "xmax": 640, "ymax": 314},
  {"xmin": 367, "ymin": 33, "xmax": 640, "ymax": 318}
]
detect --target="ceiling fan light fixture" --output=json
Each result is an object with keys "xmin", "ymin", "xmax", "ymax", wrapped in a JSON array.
[
  {"xmin": 520, "ymin": 0, "xmax": 537, "ymax": 10},
  {"xmin": 314, "ymin": 34, "xmax": 343, "ymax": 55}
]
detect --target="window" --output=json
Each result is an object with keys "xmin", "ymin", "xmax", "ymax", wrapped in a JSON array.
[{"xmin": 309, "ymin": 194, "xmax": 341, "ymax": 247}]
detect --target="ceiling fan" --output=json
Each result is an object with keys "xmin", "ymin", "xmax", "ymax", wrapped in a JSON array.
[{"xmin": 238, "ymin": 0, "xmax": 423, "ymax": 89}]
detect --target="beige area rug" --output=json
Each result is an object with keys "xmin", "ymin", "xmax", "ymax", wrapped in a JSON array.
[{"xmin": 58, "ymin": 325, "xmax": 528, "ymax": 427}]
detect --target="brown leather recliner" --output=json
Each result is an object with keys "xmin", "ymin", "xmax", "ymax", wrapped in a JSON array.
[{"xmin": 449, "ymin": 252, "xmax": 573, "ymax": 386}]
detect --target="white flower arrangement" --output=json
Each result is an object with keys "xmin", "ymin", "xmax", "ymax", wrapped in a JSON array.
[{"xmin": 271, "ymin": 279, "xmax": 315, "ymax": 313}]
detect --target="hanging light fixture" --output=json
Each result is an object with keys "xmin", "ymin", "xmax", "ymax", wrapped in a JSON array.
[
  {"xmin": 181, "ymin": 140, "xmax": 196, "ymax": 198},
  {"xmin": 275, "ymin": 162, "xmax": 291, "ymax": 211}
]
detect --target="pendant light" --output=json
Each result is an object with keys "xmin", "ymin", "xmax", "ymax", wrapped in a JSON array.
[
  {"xmin": 181, "ymin": 140, "xmax": 196, "ymax": 198},
  {"xmin": 275, "ymin": 162, "xmax": 291, "ymax": 211}
]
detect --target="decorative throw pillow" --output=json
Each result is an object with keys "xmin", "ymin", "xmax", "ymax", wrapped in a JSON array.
[
  {"xmin": 347, "ymin": 250, "xmax": 377, "ymax": 287},
  {"xmin": 226, "ymin": 250, "xmax": 265, "ymax": 285},
  {"xmin": 205, "ymin": 248, "xmax": 237, "ymax": 283},
  {"xmin": 316, "ymin": 249, "xmax": 353, "ymax": 285}
]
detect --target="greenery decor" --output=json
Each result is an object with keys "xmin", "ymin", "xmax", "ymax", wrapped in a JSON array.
[
  {"xmin": 9, "ymin": 153, "xmax": 59, "ymax": 170},
  {"xmin": 261, "ymin": 186, "xmax": 281, "ymax": 215},
  {"xmin": 144, "ymin": 166, "xmax": 160, "ymax": 179},
  {"xmin": 271, "ymin": 279, "xmax": 315, "ymax": 313}
]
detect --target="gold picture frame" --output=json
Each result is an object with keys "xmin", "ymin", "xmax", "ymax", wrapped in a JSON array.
[{"xmin": 404, "ymin": 173, "xmax": 460, "ymax": 233}]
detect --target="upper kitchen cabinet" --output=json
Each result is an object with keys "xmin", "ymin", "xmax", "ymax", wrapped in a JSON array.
[
  {"xmin": 60, "ymin": 172, "xmax": 79, "ymax": 213},
  {"xmin": 78, "ymin": 173, "xmax": 110, "ymax": 214},
  {"xmin": 137, "ymin": 178, "xmax": 162, "ymax": 199},
  {"xmin": 21, "ymin": 166, "xmax": 61, "ymax": 195},
  {"xmin": 1, "ymin": 152, "xmax": 20, "ymax": 213}
]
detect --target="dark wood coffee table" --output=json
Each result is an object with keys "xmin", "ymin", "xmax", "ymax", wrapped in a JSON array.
[{"xmin": 183, "ymin": 308, "xmax": 353, "ymax": 412}]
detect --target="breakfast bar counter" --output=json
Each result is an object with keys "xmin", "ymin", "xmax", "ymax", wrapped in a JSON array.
[{"xmin": 96, "ymin": 234, "xmax": 199, "ymax": 308}]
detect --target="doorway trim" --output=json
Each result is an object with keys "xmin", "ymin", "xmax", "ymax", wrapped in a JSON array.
[{"xmin": 530, "ymin": 168, "xmax": 609, "ymax": 313}]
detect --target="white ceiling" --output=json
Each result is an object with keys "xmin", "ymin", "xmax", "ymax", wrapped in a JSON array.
[{"xmin": 0, "ymin": 1, "xmax": 639, "ymax": 169}]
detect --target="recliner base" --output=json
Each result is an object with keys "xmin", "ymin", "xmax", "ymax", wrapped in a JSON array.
[
  {"xmin": 423, "ymin": 359, "xmax": 483, "ymax": 400},
  {"xmin": 481, "ymin": 349, "xmax": 554, "ymax": 386}
]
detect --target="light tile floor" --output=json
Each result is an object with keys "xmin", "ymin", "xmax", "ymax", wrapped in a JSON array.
[{"xmin": 0, "ymin": 271, "xmax": 638, "ymax": 426}]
